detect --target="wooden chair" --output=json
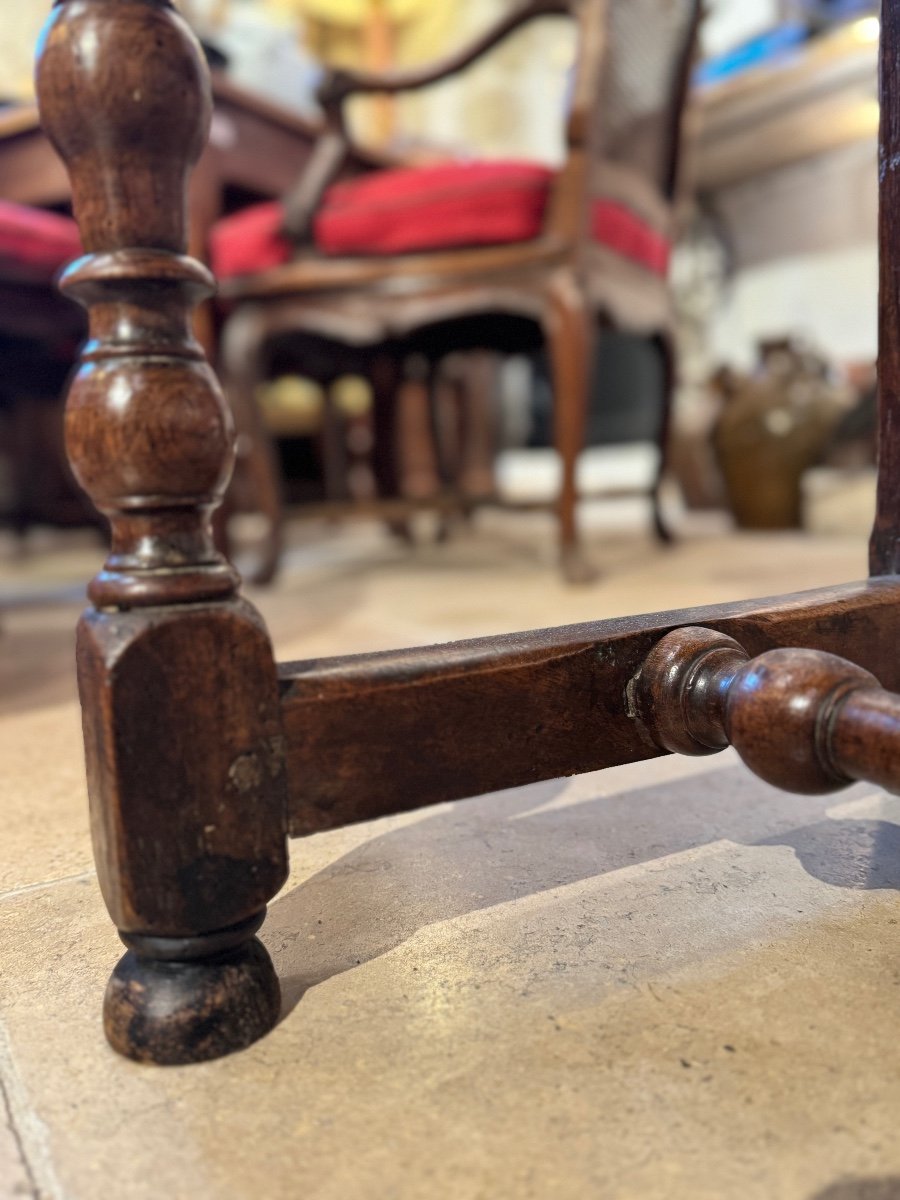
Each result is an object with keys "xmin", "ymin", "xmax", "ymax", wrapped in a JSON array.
[
  {"xmin": 35, "ymin": 0, "xmax": 900, "ymax": 1067},
  {"xmin": 211, "ymin": 0, "xmax": 702, "ymax": 584}
]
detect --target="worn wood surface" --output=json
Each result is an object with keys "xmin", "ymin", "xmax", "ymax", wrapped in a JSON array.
[
  {"xmin": 872, "ymin": 0, "xmax": 900, "ymax": 574},
  {"xmin": 279, "ymin": 580, "xmax": 900, "ymax": 836},
  {"xmin": 631, "ymin": 624, "xmax": 900, "ymax": 795},
  {"xmin": 39, "ymin": 0, "xmax": 900, "ymax": 1067},
  {"xmin": 77, "ymin": 603, "xmax": 287, "ymax": 935},
  {"xmin": 218, "ymin": 236, "xmax": 570, "ymax": 300},
  {"xmin": 36, "ymin": 0, "xmax": 288, "ymax": 1063}
]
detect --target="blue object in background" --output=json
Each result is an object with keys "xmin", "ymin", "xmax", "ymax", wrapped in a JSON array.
[{"xmin": 694, "ymin": 22, "xmax": 809, "ymax": 87}]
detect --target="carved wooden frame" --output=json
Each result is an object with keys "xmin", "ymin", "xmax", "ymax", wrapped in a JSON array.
[{"xmin": 35, "ymin": 0, "xmax": 900, "ymax": 1065}]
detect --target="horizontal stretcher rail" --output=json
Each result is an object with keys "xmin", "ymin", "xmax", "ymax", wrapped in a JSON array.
[{"xmin": 279, "ymin": 579, "xmax": 900, "ymax": 835}]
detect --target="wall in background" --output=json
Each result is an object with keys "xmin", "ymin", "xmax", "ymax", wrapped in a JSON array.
[
  {"xmin": 710, "ymin": 243, "xmax": 877, "ymax": 370},
  {"xmin": 0, "ymin": 3, "xmax": 50, "ymax": 101},
  {"xmin": 0, "ymin": 1, "xmax": 793, "ymax": 144},
  {"xmin": 391, "ymin": 4, "xmax": 576, "ymax": 162},
  {"xmin": 701, "ymin": 0, "xmax": 781, "ymax": 57}
]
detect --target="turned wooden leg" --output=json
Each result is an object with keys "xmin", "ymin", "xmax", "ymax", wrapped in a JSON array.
[
  {"xmin": 431, "ymin": 358, "xmax": 463, "ymax": 489},
  {"xmin": 544, "ymin": 273, "xmax": 595, "ymax": 585},
  {"xmin": 320, "ymin": 384, "xmax": 350, "ymax": 503},
  {"xmin": 370, "ymin": 350, "xmax": 402, "ymax": 499},
  {"xmin": 651, "ymin": 332, "xmax": 677, "ymax": 546},
  {"xmin": 457, "ymin": 350, "xmax": 499, "ymax": 503},
  {"xmin": 396, "ymin": 354, "xmax": 441, "ymax": 502},
  {"xmin": 334, "ymin": 377, "xmax": 377, "ymax": 504},
  {"xmin": 220, "ymin": 307, "xmax": 285, "ymax": 586},
  {"xmin": 36, "ymin": 0, "xmax": 288, "ymax": 1064},
  {"xmin": 366, "ymin": 350, "xmax": 412, "ymax": 543},
  {"xmin": 75, "ymin": 601, "xmax": 288, "ymax": 1064}
]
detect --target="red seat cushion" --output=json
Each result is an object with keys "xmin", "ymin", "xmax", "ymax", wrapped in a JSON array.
[
  {"xmin": 210, "ymin": 162, "xmax": 671, "ymax": 280},
  {"xmin": 210, "ymin": 199, "xmax": 289, "ymax": 280},
  {"xmin": 315, "ymin": 160, "xmax": 555, "ymax": 257},
  {"xmin": 591, "ymin": 199, "xmax": 671, "ymax": 277},
  {"xmin": 0, "ymin": 201, "xmax": 82, "ymax": 278},
  {"xmin": 210, "ymin": 161, "xmax": 554, "ymax": 279}
]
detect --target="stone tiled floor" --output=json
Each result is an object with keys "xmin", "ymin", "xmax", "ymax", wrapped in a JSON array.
[{"xmin": 2, "ymin": 513, "xmax": 898, "ymax": 1199}]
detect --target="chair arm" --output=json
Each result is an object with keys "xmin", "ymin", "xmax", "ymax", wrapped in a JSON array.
[
  {"xmin": 317, "ymin": 0, "xmax": 569, "ymax": 112},
  {"xmin": 281, "ymin": 0, "xmax": 570, "ymax": 243},
  {"xmin": 281, "ymin": 128, "xmax": 350, "ymax": 242}
]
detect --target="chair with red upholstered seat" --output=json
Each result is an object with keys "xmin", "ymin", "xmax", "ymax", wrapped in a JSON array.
[
  {"xmin": 214, "ymin": 0, "xmax": 701, "ymax": 582},
  {"xmin": 214, "ymin": 161, "xmax": 558, "ymax": 273}
]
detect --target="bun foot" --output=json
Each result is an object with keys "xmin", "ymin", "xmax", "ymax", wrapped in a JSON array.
[{"xmin": 104, "ymin": 919, "xmax": 280, "ymax": 1066}]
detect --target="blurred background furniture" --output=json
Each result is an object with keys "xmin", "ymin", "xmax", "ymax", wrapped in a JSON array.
[
  {"xmin": 211, "ymin": 0, "xmax": 703, "ymax": 583},
  {"xmin": 695, "ymin": 13, "xmax": 878, "ymax": 195},
  {"xmin": 667, "ymin": 5, "xmax": 879, "ymax": 534},
  {"xmin": 269, "ymin": 0, "xmax": 421, "ymax": 148},
  {"xmin": 689, "ymin": 9, "xmax": 879, "ymax": 388},
  {"xmin": 0, "ymin": 202, "xmax": 96, "ymax": 538},
  {"xmin": 1, "ymin": 0, "xmax": 887, "ymax": 578},
  {"xmin": 0, "ymin": 74, "xmax": 398, "ymax": 552},
  {"xmin": 33, "ymin": 0, "xmax": 900, "ymax": 1072},
  {"xmin": 0, "ymin": 74, "xmax": 395, "ymax": 247}
]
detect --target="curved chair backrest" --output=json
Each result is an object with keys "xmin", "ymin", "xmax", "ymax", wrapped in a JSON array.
[
  {"xmin": 599, "ymin": 0, "xmax": 702, "ymax": 199},
  {"xmin": 549, "ymin": 0, "xmax": 701, "ymax": 244}
]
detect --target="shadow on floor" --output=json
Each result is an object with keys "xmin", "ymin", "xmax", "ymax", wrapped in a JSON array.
[
  {"xmin": 271, "ymin": 762, "xmax": 897, "ymax": 1018},
  {"xmin": 0, "ymin": 535, "xmax": 374, "ymax": 715},
  {"xmin": 813, "ymin": 1180, "xmax": 900, "ymax": 1199}
]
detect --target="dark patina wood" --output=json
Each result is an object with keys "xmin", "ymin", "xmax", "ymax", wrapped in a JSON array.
[
  {"xmin": 631, "ymin": 625, "xmax": 900, "ymax": 795},
  {"xmin": 37, "ymin": 0, "xmax": 287, "ymax": 1065},
  {"xmin": 38, "ymin": 0, "xmax": 900, "ymax": 1065},
  {"xmin": 278, "ymin": 580, "xmax": 900, "ymax": 835},
  {"xmin": 872, "ymin": 0, "xmax": 900, "ymax": 574}
]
